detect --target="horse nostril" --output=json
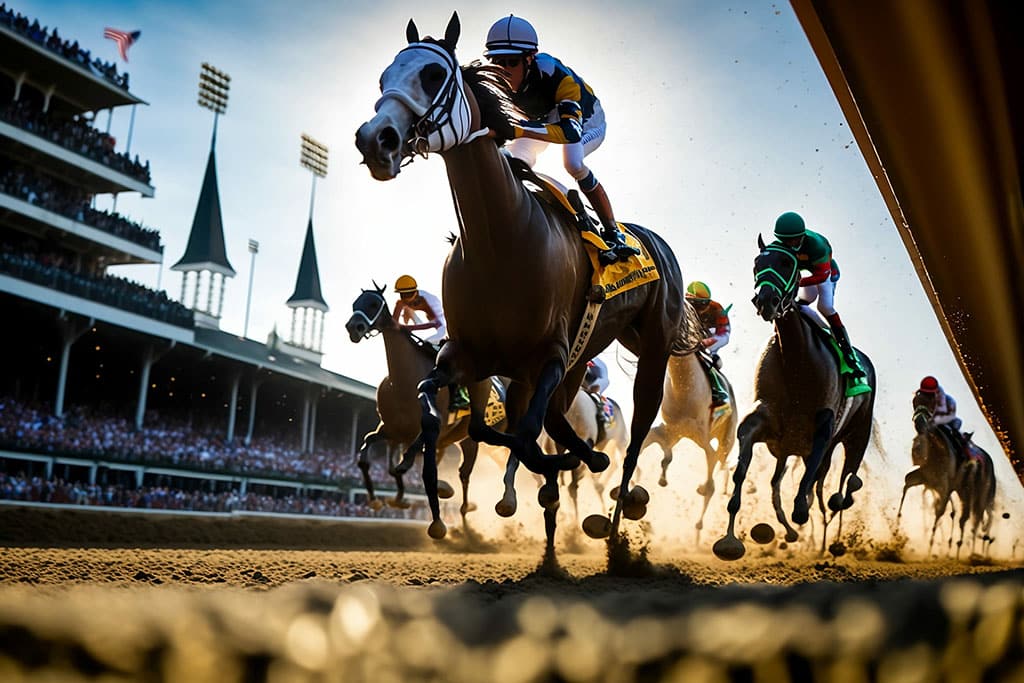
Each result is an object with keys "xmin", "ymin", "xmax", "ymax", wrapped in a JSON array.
[{"xmin": 378, "ymin": 126, "xmax": 400, "ymax": 153}]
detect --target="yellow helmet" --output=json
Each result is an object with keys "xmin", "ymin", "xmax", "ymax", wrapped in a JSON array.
[
  {"xmin": 686, "ymin": 281, "xmax": 711, "ymax": 301},
  {"xmin": 394, "ymin": 275, "xmax": 418, "ymax": 293}
]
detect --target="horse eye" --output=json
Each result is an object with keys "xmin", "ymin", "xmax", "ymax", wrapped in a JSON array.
[{"xmin": 420, "ymin": 63, "xmax": 446, "ymax": 98}]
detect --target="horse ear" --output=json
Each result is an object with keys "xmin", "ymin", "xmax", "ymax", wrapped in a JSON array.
[
  {"xmin": 757, "ymin": 233, "xmax": 766, "ymax": 251},
  {"xmin": 444, "ymin": 12, "xmax": 460, "ymax": 48},
  {"xmin": 406, "ymin": 19, "xmax": 419, "ymax": 44},
  {"xmin": 375, "ymin": 280, "xmax": 386, "ymax": 294}
]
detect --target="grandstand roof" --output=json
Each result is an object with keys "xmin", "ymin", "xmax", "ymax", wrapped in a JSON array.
[
  {"xmin": 171, "ymin": 147, "xmax": 236, "ymax": 277},
  {"xmin": 193, "ymin": 327, "xmax": 376, "ymax": 400},
  {"xmin": 287, "ymin": 219, "xmax": 328, "ymax": 312},
  {"xmin": 0, "ymin": 26, "xmax": 145, "ymax": 112}
]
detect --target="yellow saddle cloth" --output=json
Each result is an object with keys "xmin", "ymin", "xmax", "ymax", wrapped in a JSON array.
[{"xmin": 448, "ymin": 379, "xmax": 506, "ymax": 426}]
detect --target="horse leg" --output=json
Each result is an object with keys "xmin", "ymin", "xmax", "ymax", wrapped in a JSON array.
[
  {"xmin": 770, "ymin": 456, "xmax": 799, "ymax": 543},
  {"xmin": 542, "ymin": 471, "xmax": 560, "ymax": 568},
  {"xmin": 897, "ymin": 469, "xmax": 924, "ymax": 522},
  {"xmin": 495, "ymin": 454, "xmax": 520, "ymax": 518},
  {"xmin": 714, "ymin": 408, "xmax": 768, "ymax": 561},
  {"xmin": 695, "ymin": 440, "xmax": 717, "ymax": 533},
  {"xmin": 357, "ymin": 425, "xmax": 387, "ymax": 509},
  {"xmin": 792, "ymin": 409, "xmax": 834, "ymax": 525},
  {"xmin": 609, "ymin": 351, "xmax": 670, "ymax": 537},
  {"xmin": 542, "ymin": 408, "xmax": 609, "ymax": 502},
  {"xmin": 457, "ymin": 439, "xmax": 479, "ymax": 520},
  {"xmin": 568, "ymin": 467, "xmax": 582, "ymax": 528},
  {"xmin": 416, "ymin": 365, "xmax": 451, "ymax": 540},
  {"xmin": 828, "ymin": 426, "xmax": 870, "ymax": 513}
]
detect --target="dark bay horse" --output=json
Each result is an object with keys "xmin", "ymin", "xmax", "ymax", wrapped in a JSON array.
[
  {"xmin": 642, "ymin": 351, "xmax": 738, "ymax": 538},
  {"xmin": 713, "ymin": 238, "xmax": 877, "ymax": 560},
  {"xmin": 899, "ymin": 393, "xmax": 996, "ymax": 556},
  {"xmin": 344, "ymin": 285, "xmax": 506, "ymax": 523},
  {"xmin": 355, "ymin": 14, "xmax": 699, "ymax": 549}
]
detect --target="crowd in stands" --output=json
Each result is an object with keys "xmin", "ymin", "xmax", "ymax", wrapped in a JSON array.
[
  {"xmin": 0, "ymin": 397, "xmax": 395, "ymax": 488},
  {"xmin": 1, "ymin": 5, "xmax": 131, "ymax": 90},
  {"xmin": 0, "ymin": 472, "xmax": 426, "ymax": 520},
  {"xmin": 0, "ymin": 163, "xmax": 160, "ymax": 250},
  {"xmin": 2, "ymin": 100, "xmax": 151, "ymax": 185},
  {"xmin": 0, "ymin": 239, "xmax": 192, "ymax": 328}
]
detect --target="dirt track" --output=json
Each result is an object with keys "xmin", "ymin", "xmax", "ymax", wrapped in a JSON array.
[{"xmin": 1, "ymin": 507, "xmax": 1023, "ymax": 682}]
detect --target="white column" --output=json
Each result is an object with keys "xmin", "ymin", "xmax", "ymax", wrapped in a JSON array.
[
  {"xmin": 226, "ymin": 372, "xmax": 241, "ymax": 442},
  {"xmin": 217, "ymin": 273, "xmax": 228, "ymax": 318}
]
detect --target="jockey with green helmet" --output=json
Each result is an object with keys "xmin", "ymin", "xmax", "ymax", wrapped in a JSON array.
[
  {"xmin": 685, "ymin": 281, "xmax": 731, "ymax": 407},
  {"xmin": 484, "ymin": 14, "xmax": 639, "ymax": 264},
  {"xmin": 772, "ymin": 211, "xmax": 864, "ymax": 376}
]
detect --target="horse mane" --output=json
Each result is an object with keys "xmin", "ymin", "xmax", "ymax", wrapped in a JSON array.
[{"xmin": 461, "ymin": 60, "xmax": 520, "ymax": 142}]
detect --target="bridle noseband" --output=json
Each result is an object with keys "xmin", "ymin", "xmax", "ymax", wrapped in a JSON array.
[
  {"xmin": 350, "ymin": 291, "xmax": 388, "ymax": 339},
  {"xmin": 753, "ymin": 245, "xmax": 799, "ymax": 319},
  {"xmin": 374, "ymin": 41, "xmax": 488, "ymax": 162}
]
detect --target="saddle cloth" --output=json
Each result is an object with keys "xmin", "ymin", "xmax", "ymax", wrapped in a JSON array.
[{"xmin": 448, "ymin": 377, "xmax": 506, "ymax": 426}]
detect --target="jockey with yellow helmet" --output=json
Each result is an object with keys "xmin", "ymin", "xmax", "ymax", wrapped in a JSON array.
[
  {"xmin": 392, "ymin": 275, "xmax": 446, "ymax": 344},
  {"xmin": 484, "ymin": 14, "xmax": 639, "ymax": 265},
  {"xmin": 772, "ymin": 211, "xmax": 864, "ymax": 377},
  {"xmin": 685, "ymin": 281, "xmax": 731, "ymax": 407}
]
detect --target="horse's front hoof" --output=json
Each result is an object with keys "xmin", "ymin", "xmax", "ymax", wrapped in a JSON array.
[
  {"xmin": 495, "ymin": 498, "xmax": 517, "ymax": 518},
  {"xmin": 427, "ymin": 520, "xmax": 447, "ymax": 540},
  {"xmin": 846, "ymin": 475, "xmax": 863, "ymax": 493},
  {"xmin": 713, "ymin": 535, "xmax": 746, "ymax": 561},
  {"xmin": 623, "ymin": 502, "xmax": 647, "ymax": 520},
  {"xmin": 587, "ymin": 451, "xmax": 610, "ymax": 473},
  {"xmin": 827, "ymin": 493, "xmax": 844, "ymax": 512},
  {"xmin": 625, "ymin": 486, "xmax": 650, "ymax": 506},
  {"xmin": 582, "ymin": 514, "xmax": 612, "ymax": 539},
  {"xmin": 792, "ymin": 506, "xmax": 809, "ymax": 525},
  {"xmin": 828, "ymin": 542, "xmax": 847, "ymax": 557},
  {"xmin": 750, "ymin": 523, "xmax": 776, "ymax": 544},
  {"xmin": 785, "ymin": 530, "xmax": 799, "ymax": 543},
  {"xmin": 609, "ymin": 485, "xmax": 620, "ymax": 501},
  {"xmin": 538, "ymin": 482, "xmax": 560, "ymax": 509},
  {"xmin": 368, "ymin": 498, "xmax": 384, "ymax": 512},
  {"xmin": 696, "ymin": 483, "xmax": 709, "ymax": 497},
  {"xmin": 436, "ymin": 480, "xmax": 455, "ymax": 499},
  {"xmin": 461, "ymin": 502, "xmax": 478, "ymax": 515},
  {"xmin": 658, "ymin": 477, "xmax": 668, "ymax": 488},
  {"xmin": 388, "ymin": 497, "xmax": 412, "ymax": 510}
]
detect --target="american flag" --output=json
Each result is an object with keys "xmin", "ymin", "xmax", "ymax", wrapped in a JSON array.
[{"xmin": 103, "ymin": 27, "xmax": 141, "ymax": 62}]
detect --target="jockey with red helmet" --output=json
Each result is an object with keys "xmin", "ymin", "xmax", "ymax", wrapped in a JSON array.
[
  {"xmin": 484, "ymin": 14, "xmax": 639, "ymax": 265},
  {"xmin": 772, "ymin": 211, "xmax": 865, "ymax": 378},
  {"xmin": 917, "ymin": 376, "xmax": 963, "ymax": 432},
  {"xmin": 686, "ymin": 281, "xmax": 731, "ymax": 407}
]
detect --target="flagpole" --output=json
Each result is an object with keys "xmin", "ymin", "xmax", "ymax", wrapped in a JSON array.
[{"xmin": 125, "ymin": 104, "xmax": 137, "ymax": 156}]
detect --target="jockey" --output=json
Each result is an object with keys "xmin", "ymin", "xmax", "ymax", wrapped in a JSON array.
[
  {"xmin": 392, "ymin": 275, "xmax": 446, "ymax": 345},
  {"xmin": 584, "ymin": 357, "xmax": 610, "ymax": 396},
  {"xmin": 484, "ymin": 14, "xmax": 640, "ymax": 265},
  {"xmin": 392, "ymin": 275, "xmax": 468, "ymax": 410},
  {"xmin": 917, "ymin": 376, "xmax": 963, "ymax": 432},
  {"xmin": 772, "ymin": 211, "xmax": 865, "ymax": 377},
  {"xmin": 685, "ymin": 281, "xmax": 731, "ymax": 407}
]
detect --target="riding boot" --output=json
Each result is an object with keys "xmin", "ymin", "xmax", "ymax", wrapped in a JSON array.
[
  {"xmin": 448, "ymin": 384, "xmax": 470, "ymax": 411},
  {"xmin": 583, "ymin": 183, "xmax": 641, "ymax": 263},
  {"xmin": 708, "ymin": 367, "xmax": 729, "ymax": 407},
  {"xmin": 826, "ymin": 313, "xmax": 865, "ymax": 378}
]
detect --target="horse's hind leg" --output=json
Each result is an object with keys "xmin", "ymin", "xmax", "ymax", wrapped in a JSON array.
[
  {"xmin": 457, "ymin": 439, "xmax": 479, "ymax": 519},
  {"xmin": 642, "ymin": 425, "xmax": 675, "ymax": 488},
  {"xmin": 793, "ymin": 409, "xmax": 834, "ymax": 525},
  {"xmin": 695, "ymin": 440, "xmax": 718, "ymax": 533},
  {"xmin": 714, "ymin": 408, "xmax": 768, "ymax": 561},
  {"xmin": 897, "ymin": 470, "xmax": 924, "ymax": 522},
  {"xmin": 770, "ymin": 456, "xmax": 799, "ymax": 543},
  {"xmin": 828, "ymin": 427, "xmax": 870, "ymax": 513},
  {"xmin": 357, "ymin": 425, "xmax": 387, "ymax": 509}
]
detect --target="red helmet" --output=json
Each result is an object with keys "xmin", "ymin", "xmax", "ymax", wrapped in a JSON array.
[{"xmin": 919, "ymin": 376, "xmax": 939, "ymax": 394}]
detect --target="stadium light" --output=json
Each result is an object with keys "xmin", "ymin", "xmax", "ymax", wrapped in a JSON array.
[
  {"xmin": 300, "ymin": 134, "xmax": 329, "ymax": 220},
  {"xmin": 198, "ymin": 62, "xmax": 231, "ymax": 144},
  {"xmin": 243, "ymin": 239, "xmax": 259, "ymax": 339}
]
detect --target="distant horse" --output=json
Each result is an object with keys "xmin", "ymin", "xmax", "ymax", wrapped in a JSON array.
[
  {"xmin": 344, "ymin": 284, "xmax": 506, "ymax": 523},
  {"xmin": 899, "ymin": 393, "xmax": 996, "ymax": 557},
  {"xmin": 355, "ymin": 14, "xmax": 700, "ymax": 552},
  {"xmin": 642, "ymin": 350, "xmax": 738, "ymax": 536},
  {"xmin": 713, "ymin": 237, "xmax": 877, "ymax": 560}
]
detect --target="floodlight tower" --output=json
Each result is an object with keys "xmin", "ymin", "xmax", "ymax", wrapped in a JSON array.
[
  {"xmin": 286, "ymin": 134, "xmax": 330, "ymax": 354},
  {"xmin": 171, "ymin": 63, "xmax": 236, "ymax": 328}
]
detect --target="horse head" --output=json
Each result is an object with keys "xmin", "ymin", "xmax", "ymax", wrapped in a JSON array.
[
  {"xmin": 912, "ymin": 391, "xmax": 936, "ymax": 435},
  {"xmin": 345, "ymin": 283, "xmax": 390, "ymax": 342},
  {"xmin": 751, "ymin": 235, "xmax": 799, "ymax": 322}
]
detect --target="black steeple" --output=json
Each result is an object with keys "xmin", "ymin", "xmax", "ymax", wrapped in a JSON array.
[
  {"xmin": 287, "ymin": 218, "xmax": 328, "ymax": 311},
  {"xmin": 172, "ymin": 147, "xmax": 235, "ymax": 276}
]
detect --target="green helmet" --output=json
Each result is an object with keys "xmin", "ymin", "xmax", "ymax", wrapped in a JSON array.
[
  {"xmin": 686, "ymin": 281, "xmax": 711, "ymax": 301},
  {"xmin": 774, "ymin": 211, "xmax": 806, "ymax": 239}
]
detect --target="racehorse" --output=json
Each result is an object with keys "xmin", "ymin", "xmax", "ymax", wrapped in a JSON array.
[
  {"xmin": 344, "ymin": 284, "xmax": 506, "ymax": 524},
  {"xmin": 899, "ymin": 393, "xmax": 996, "ymax": 557},
  {"xmin": 642, "ymin": 350, "xmax": 738, "ymax": 537},
  {"xmin": 355, "ymin": 14, "xmax": 700, "ymax": 552},
  {"xmin": 713, "ymin": 237, "xmax": 877, "ymax": 560}
]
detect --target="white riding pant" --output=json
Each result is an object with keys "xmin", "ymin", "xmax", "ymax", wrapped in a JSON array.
[
  {"xmin": 505, "ymin": 100, "xmax": 607, "ymax": 183},
  {"xmin": 798, "ymin": 279, "xmax": 836, "ymax": 326}
]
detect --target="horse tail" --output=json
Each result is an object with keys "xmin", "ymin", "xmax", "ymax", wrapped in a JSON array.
[
  {"xmin": 869, "ymin": 418, "xmax": 890, "ymax": 465},
  {"xmin": 671, "ymin": 300, "xmax": 706, "ymax": 356}
]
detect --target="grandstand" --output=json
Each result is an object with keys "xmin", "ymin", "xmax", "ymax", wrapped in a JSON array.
[{"xmin": 0, "ymin": 5, "xmax": 411, "ymax": 521}]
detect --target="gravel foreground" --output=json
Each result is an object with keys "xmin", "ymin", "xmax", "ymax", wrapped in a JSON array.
[{"xmin": 1, "ymin": 506, "xmax": 1022, "ymax": 682}]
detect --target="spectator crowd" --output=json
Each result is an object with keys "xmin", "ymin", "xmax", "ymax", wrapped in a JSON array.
[
  {"xmin": 1, "ymin": 101, "xmax": 152, "ymax": 185},
  {"xmin": 1, "ymin": 163, "xmax": 160, "ymax": 250},
  {"xmin": 1, "ymin": 4, "xmax": 131, "ymax": 90}
]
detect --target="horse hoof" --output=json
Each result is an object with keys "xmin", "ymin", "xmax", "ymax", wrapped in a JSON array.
[
  {"xmin": 495, "ymin": 499, "xmax": 517, "ymax": 518},
  {"xmin": 847, "ymin": 475, "xmax": 863, "ymax": 493},
  {"xmin": 538, "ymin": 483, "xmax": 560, "ymax": 509},
  {"xmin": 623, "ymin": 502, "xmax": 647, "ymax": 521},
  {"xmin": 461, "ymin": 502, "xmax": 478, "ymax": 515},
  {"xmin": 587, "ymin": 451, "xmax": 610, "ymax": 473},
  {"xmin": 368, "ymin": 498, "xmax": 384, "ymax": 512},
  {"xmin": 713, "ymin": 536, "xmax": 746, "ymax": 561},
  {"xmin": 829, "ymin": 542, "xmax": 847, "ymax": 557},
  {"xmin": 658, "ymin": 477, "xmax": 668, "ymax": 488},
  {"xmin": 750, "ymin": 523, "xmax": 775, "ymax": 544},
  {"xmin": 695, "ymin": 520, "xmax": 704, "ymax": 531},
  {"xmin": 626, "ymin": 486, "xmax": 650, "ymax": 506},
  {"xmin": 785, "ymin": 530, "xmax": 799, "ymax": 543},
  {"xmin": 792, "ymin": 508, "xmax": 809, "ymax": 525},
  {"xmin": 436, "ymin": 480, "xmax": 455, "ymax": 499},
  {"xmin": 427, "ymin": 520, "xmax": 447, "ymax": 540},
  {"xmin": 582, "ymin": 514, "xmax": 612, "ymax": 539},
  {"xmin": 609, "ymin": 486, "xmax": 620, "ymax": 501},
  {"xmin": 827, "ymin": 493, "xmax": 844, "ymax": 512},
  {"xmin": 388, "ymin": 497, "xmax": 412, "ymax": 510}
]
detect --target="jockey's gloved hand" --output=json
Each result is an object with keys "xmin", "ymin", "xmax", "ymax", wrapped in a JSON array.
[{"xmin": 712, "ymin": 353, "xmax": 723, "ymax": 370}]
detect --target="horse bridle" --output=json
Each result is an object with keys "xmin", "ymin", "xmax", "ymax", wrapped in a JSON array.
[
  {"xmin": 374, "ymin": 41, "xmax": 488, "ymax": 161},
  {"xmin": 753, "ymin": 245, "xmax": 800, "ymax": 318},
  {"xmin": 350, "ymin": 290, "xmax": 388, "ymax": 339}
]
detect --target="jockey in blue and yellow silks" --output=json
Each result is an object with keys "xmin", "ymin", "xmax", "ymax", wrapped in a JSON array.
[
  {"xmin": 772, "ymin": 211, "xmax": 864, "ymax": 377},
  {"xmin": 484, "ymin": 14, "xmax": 639, "ymax": 264}
]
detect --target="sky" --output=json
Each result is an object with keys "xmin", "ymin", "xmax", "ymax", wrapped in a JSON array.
[{"xmin": 14, "ymin": 0, "xmax": 1024, "ymax": 539}]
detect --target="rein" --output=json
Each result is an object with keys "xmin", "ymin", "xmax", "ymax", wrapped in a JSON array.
[{"xmin": 375, "ymin": 41, "xmax": 489, "ymax": 162}]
